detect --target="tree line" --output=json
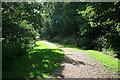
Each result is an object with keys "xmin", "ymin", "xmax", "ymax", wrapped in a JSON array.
[
  {"xmin": 40, "ymin": 2, "xmax": 120, "ymax": 55},
  {"xmin": 2, "ymin": 2, "xmax": 120, "ymax": 70}
]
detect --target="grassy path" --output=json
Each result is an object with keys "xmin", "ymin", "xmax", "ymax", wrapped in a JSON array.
[
  {"xmin": 39, "ymin": 40, "xmax": 119, "ymax": 78},
  {"xmin": 3, "ymin": 40, "xmax": 119, "ymax": 79},
  {"xmin": 53, "ymin": 43, "xmax": 120, "ymax": 76}
]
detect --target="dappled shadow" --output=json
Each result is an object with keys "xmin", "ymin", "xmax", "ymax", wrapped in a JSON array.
[
  {"xmin": 33, "ymin": 48, "xmax": 63, "ymax": 52},
  {"xmin": 63, "ymin": 56, "xmax": 86, "ymax": 66},
  {"xmin": 2, "ymin": 47, "xmax": 65, "ymax": 79},
  {"xmin": 51, "ymin": 65, "xmax": 65, "ymax": 78},
  {"xmin": 23, "ymin": 48, "xmax": 64, "ymax": 79},
  {"xmin": 51, "ymin": 56, "xmax": 86, "ymax": 78}
]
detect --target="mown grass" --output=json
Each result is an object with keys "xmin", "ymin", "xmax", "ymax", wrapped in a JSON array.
[
  {"xmin": 86, "ymin": 50, "xmax": 120, "ymax": 73},
  {"xmin": 3, "ymin": 41, "xmax": 65, "ymax": 79},
  {"xmin": 51, "ymin": 42, "xmax": 120, "ymax": 74}
]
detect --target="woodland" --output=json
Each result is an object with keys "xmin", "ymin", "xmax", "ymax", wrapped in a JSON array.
[{"xmin": 2, "ymin": 2, "xmax": 120, "ymax": 78}]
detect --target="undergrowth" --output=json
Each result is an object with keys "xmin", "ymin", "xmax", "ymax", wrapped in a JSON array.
[{"xmin": 3, "ymin": 41, "xmax": 65, "ymax": 79}]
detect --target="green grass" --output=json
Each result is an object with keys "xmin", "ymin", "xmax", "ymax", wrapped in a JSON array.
[
  {"xmin": 3, "ymin": 41, "xmax": 65, "ymax": 79},
  {"xmin": 86, "ymin": 50, "xmax": 120, "ymax": 73},
  {"xmin": 51, "ymin": 42, "xmax": 120, "ymax": 74},
  {"xmin": 51, "ymin": 42, "xmax": 84, "ymax": 50}
]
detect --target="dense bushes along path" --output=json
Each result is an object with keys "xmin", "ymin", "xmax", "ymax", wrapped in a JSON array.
[{"xmin": 40, "ymin": 40, "xmax": 118, "ymax": 78}]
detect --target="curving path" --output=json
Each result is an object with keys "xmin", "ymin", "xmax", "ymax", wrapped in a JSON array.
[{"xmin": 39, "ymin": 40, "xmax": 118, "ymax": 78}]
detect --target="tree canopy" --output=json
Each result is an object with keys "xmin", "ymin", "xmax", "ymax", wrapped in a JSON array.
[{"xmin": 2, "ymin": 2, "xmax": 120, "ymax": 70}]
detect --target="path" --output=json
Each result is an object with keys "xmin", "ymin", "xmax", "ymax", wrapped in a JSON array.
[{"xmin": 39, "ymin": 40, "xmax": 118, "ymax": 78}]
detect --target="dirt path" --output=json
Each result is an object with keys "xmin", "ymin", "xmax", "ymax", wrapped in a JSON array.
[{"xmin": 39, "ymin": 40, "xmax": 118, "ymax": 78}]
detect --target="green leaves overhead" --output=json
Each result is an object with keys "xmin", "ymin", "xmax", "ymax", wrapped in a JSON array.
[
  {"xmin": 2, "ymin": 2, "xmax": 43, "ymax": 70},
  {"xmin": 2, "ymin": 2, "xmax": 120, "ymax": 71},
  {"xmin": 40, "ymin": 2, "xmax": 120, "ymax": 54}
]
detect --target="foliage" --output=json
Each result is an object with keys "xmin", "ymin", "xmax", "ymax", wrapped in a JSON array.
[
  {"xmin": 38, "ymin": 2, "xmax": 120, "ymax": 56},
  {"xmin": 2, "ymin": 2, "xmax": 42, "ymax": 70},
  {"xmin": 80, "ymin": 2, "xmax": 120, "ymax": 54},
  {"xmin": 2, "ymin": 2, "xmax": 120, "ymax": 78},
  {"xmin": 3, "ymin": 41, "xmax": 65, "ymax": 78}
]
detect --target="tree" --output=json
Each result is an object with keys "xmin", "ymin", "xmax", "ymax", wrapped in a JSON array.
[
  {"xmin": 79, "ymin": 2, "xmax": 120, "ymax": 54},
  {"xmin": 2, "ymin": 2, "xmax": 43, "ymax": 70}
]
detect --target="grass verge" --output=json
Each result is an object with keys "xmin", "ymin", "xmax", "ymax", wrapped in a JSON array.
[
  {"xmin": 3, "ymin": 41, "xmax": 65, "ymax": 79},
  {"xmin": 51, "ymin": 42, "xmax": 120, "ymax": 74}
]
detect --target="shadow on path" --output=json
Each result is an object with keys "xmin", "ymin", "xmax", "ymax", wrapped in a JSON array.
[
  {"xmin": 63, "ymin": 56, "xmax": 86, "ymax": 66},
  {"xmin": 51, "ymin": 55, "xmax": 86, "ymax": 78}
]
